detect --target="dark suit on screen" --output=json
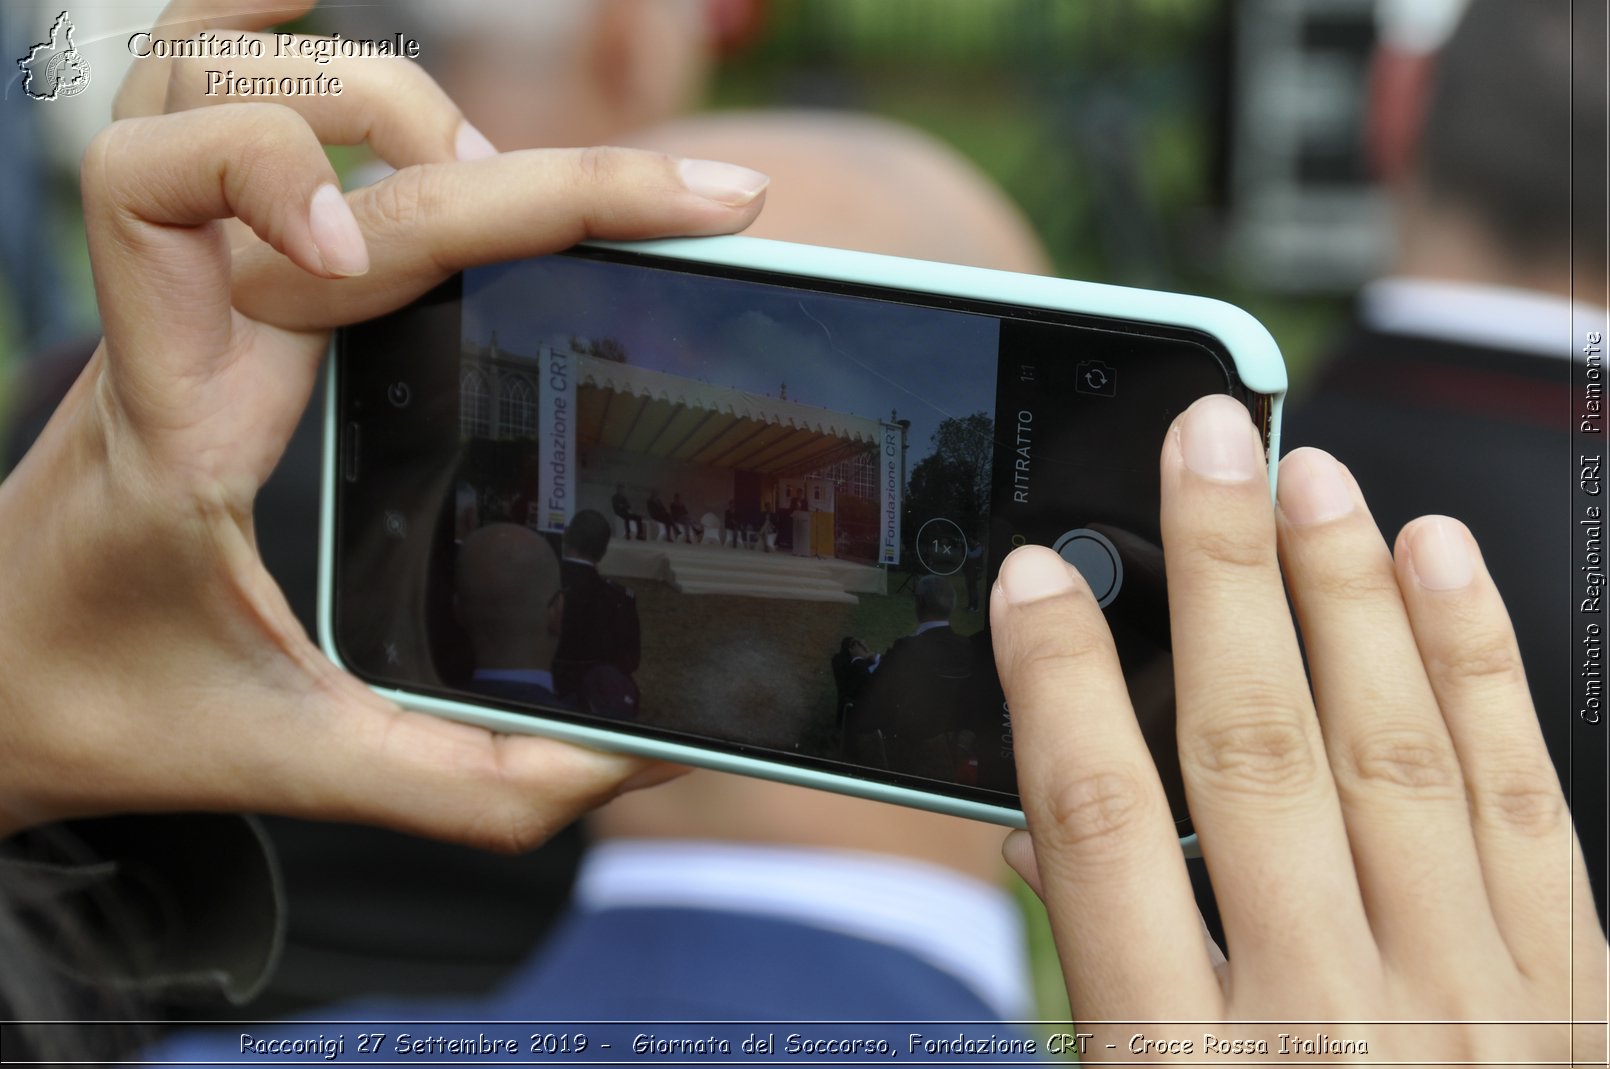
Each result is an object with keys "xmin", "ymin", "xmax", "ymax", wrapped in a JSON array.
[
  {"xmin": 553, "ymin": 558, "xmax": 642, "ymax": 717},
  {"xmin": 847, "ymin": 622, "xmax": 973, "ymax": 779}
]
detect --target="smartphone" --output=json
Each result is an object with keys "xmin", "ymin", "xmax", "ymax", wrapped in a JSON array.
[{"xmin": 321, "ymin": 236, "xmax": 1285, "ymax": 835}]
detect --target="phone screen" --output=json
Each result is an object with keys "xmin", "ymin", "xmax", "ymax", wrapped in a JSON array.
[{"xmin": 335, "ymin": 247, "xmax": 1272, "ymax": 822}]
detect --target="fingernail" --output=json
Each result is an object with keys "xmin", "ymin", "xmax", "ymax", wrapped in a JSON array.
[
  {"xmin": 1407, "ymin": 516, "xmax": 1473, "ymax": 591},
  {"xmin": 1179, "ymin": 395, "xmax": 1259, "ymax": 482},
  {"xmin": 308, "ymin": 183, "xmax": 368, "ymax": 277},
  {"xmin": 677, "ymin": 158, "xmax": 770, "ymax": 205},
  {"xmin": 1278, "ymin": 448, "xmax": 1355, "ymax": 526},
  {"xmin": 998, "ymin": 544, "xmax": 1081, "ymax": 606},
  {"xmin": 455, "ymin": 120, "xmax": 497, "ymax": 162}
]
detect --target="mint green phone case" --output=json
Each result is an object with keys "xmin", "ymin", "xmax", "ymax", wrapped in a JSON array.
[{"xmin": 318, "ymin": 235, "xmax": 1286, "ymax": 837}]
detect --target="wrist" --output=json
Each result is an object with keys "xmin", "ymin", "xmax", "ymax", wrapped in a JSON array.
[{"xmin": 0, "ymin": 360, "xmax": 138, "ymax": 834}]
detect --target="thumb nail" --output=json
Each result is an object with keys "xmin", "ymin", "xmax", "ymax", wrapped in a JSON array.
[
  {"xmin": 677, "ymin": 158, "xmax": 770, "ymax": 206},
  {"xmin": 308, "ymin": 183, "xmax": 368, "ymax": 277},
  {"xmin": 998, "ymin": 545, "xmax": 1081, "ymax": 606}
]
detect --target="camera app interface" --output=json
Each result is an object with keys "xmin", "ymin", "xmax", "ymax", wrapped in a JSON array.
[{"xmin": 448, "ymin": 254, "xmax": 1016, "ymax": 795}]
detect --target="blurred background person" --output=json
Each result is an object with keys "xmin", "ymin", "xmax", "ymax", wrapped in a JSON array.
[{"xmin": 1284, "ymin": 0, "xmax": 1607, "ymax": 924}]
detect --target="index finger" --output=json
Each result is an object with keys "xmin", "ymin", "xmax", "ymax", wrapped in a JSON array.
[
  {"xmin": 228, "ymin": 148, "xmax": 769, "ymax": 331},
  {"xmin": 114, "ymin": 0, "xmax": 313, "ymax": 118},
  {"xmin": 991, "ymin": 545, "xmax": 1220, "ymax": 1020}
]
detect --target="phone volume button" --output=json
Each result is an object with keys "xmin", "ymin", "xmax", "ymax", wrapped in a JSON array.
[{"xmin": 343, "ymin": 422, "xmax": 361, "ymax": 483}]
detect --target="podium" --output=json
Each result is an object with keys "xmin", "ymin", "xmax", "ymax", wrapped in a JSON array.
[{"xmin": 811, "ymin": 512, "xmax": 835, "ymax": 557}]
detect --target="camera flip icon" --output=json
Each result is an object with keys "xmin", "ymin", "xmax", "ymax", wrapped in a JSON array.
[{"xmin": 1075, "ymin": 359, "xmax": 1117, "ymax": 397}]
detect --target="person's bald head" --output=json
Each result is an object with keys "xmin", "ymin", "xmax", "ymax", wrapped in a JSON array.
[
  {"xmin": 321, "ymin": 0, "xmax": 712, "ymax": 151},
  {"xmin": 627, "ymin": 110, "xmax": 1051, "ymax": 274},
  {"xmin": 456, "ymin": 523, "xmax": 564, "ymax": 671}
]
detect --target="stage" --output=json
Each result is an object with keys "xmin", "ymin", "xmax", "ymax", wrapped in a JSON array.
[{"xmin": 597, "ymin": 537, "xmax": 886, "ymax": 604}]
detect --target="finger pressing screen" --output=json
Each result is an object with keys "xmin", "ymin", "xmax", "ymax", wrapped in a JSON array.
[{"xmin": 991, "ymin": 545, "xmax": 1219, "ymax": 1020}]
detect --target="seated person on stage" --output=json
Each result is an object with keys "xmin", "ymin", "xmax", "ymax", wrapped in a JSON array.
[
  {"xmin": 843, "ymin": 575, "xmax": 973, "ymax": 780},
  {"xmin": 776, "ymin": 499, "xmax": 794, "ymax": 550},
  {"xmin": 755, "ymin": 501, "xmax": 777, "ymax": 553},
  {"xmin": 457, "ymin": 524, "xmax": 573, "ymax": 710},
  {"xmin": 722, "ymin": 498, "xmax": 750, "ymax": 549},
  {"xmin": 610, "ymin": 483, "xmax": 644, "ymax": 541},
  {"xmin": 646, "ymin": 489, "xmax": 676, "ymax": 542},
  {"xmin": 553, "ymin": 510, "xmax": 643, "ymax": 719},
  {"xmin": 669, "ymin": 493, "xmax": 700, "ymax": 543}
]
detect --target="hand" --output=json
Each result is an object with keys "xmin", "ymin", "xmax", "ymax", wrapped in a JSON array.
[
  {"xmin": 992, "ymin": 395, "xmax": 1606, "ymax": 1063},
  {"xmin": 0, "ymin": 0, "xmax": 767, "ymax": 848}
]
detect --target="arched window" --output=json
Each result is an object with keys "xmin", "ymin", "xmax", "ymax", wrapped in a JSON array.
[
  {"xmin": 460, "ymin": 368, "xmax": 491, "ymax": 438},
  {"xmin": 500, "ymin": 374, "xmax": 537, "ymax": 439}
]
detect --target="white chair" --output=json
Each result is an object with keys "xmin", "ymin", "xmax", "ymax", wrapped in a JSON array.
[{"xmin": 699, "ymin": 513, "xmax": 722, "ymax": 545}]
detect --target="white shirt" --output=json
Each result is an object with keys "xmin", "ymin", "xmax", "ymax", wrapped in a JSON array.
[
  {"xmin": 574, "ymin": 839, "xmax": 1031, "ymax": 1019},
  {"xmin": 1360, "ymin": 276, "xmax": 1607, "ymax": 360}
]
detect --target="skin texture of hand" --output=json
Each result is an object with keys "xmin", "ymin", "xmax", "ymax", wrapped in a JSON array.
[
  {"xmin": 993, "ymin": 395, "xmax": 1607, "ymax": 1065},
  {"xmin": 0, "ymin": 0, "xmax": 767, "ymax": 848}
]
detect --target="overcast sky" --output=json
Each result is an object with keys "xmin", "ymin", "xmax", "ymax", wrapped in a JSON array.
[{"xmin": 463, "ymin": 254, "xmax": 1000, "ymax": 466}]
